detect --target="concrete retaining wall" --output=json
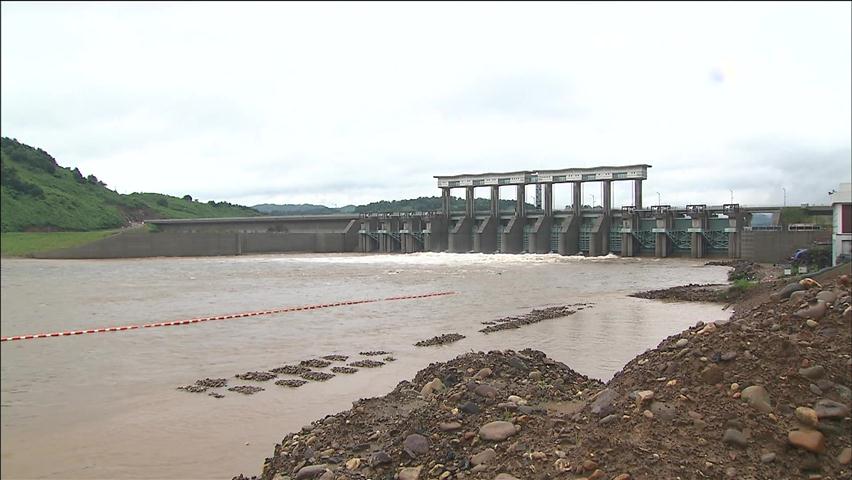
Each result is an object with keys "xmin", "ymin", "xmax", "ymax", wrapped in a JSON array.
[
  {"xmin": 35, "ymin": 231, "xmax": 356, "ymax": 259},
  {"xmin": 740, "ymin": 230, "xmax": 831, "ymax": 263}
]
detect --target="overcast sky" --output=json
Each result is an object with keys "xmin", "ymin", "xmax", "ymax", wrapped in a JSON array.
[{"xmin": 2, "ymin": 1, "xmax": 850, "ymax": 209}]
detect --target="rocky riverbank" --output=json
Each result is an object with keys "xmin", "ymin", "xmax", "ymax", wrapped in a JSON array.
[{"xmin": 236, "ymin": 266, "xmax": 851, "ymax": 480}]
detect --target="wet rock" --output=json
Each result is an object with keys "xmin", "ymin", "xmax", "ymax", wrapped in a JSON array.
[
  {"xmin": 295, "ymin": 464, "xmax": 328, "ymax": 480},
  {"xmin": 300, "ymin": 371, "xmax": 334, "ymax": 382},
  {"xmin": 270, "ymin": 365, "xmax": 311, "ymax": 375},
  {"xmin": 799, "ymin": 365, "xmax": 826, "ymax": 380},
  {"xmin": 814, "ymin": 399, "xmax": 850, "ymax": 419},
  {"xmin": 479, "ymin": 421, "xmax": 517, "ymax": 441},
  {"xmin": 235, "ymin": 371, "xmax": 277, "ymax": 382},
  {"xmin": 276, "ymin": 379, "xmax": 309, "ymax": 388},
  {"xmin": 300, "ymin": 359, "xmax": 332, "ymax": 369},
  {"xmin": 788, "ymin": 430, "xmax": 825, "ymax": 453},
  {"xmin": 701, "ymin": 365, "xmax": 723, "ymax": 385},
  {"xmin": 330, "ymin": 366, "xmax": 358, "ymax": 374},
  {"xmin": 722, "ymin": 428, "xmax": 748, "ymax": 448},
  {"xmin": 321, "ymin": 354, "xmax": 348, "ymax": 362},
  {"xmin": 415, "ymin": 333, "xmax": 465, "ymax": 347},
  {"xmin": 359, "ymin": 351, "xmax": 389, "ymax": 356},
  {"xmin": 506, "ymin": 356, "xmax": 528, "ymax": 370},
  {"xmin": 794, "ymin": 406, "xmax": 820, "ymax": 427},
  {"xmin": 228, "ymin": 385, "xmax": 264, "ymax": 395},
  {"xmin": 196, "ymin": 378, "xmax": 228, "ymax": 388},
  {"xmin": 470, "ymin": 448, "xmax": 497, "ymax": 466},
  {"xmin": 349, "ymin": 359, "xmax": 385, "ymax": 368},
  {"xmin": 590, "ymin": 388, "xmax": 619, "ymax": 417}
]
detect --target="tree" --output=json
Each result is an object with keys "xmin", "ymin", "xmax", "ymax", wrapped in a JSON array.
[{"xmin": 182, "ymin": 194, "xmax": 193, "ymax": 201}]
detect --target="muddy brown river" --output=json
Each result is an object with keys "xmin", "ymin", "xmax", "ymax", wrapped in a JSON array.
[{"xmin": 1, "ymin": 253, "xmax": 729, "ymax": 479}]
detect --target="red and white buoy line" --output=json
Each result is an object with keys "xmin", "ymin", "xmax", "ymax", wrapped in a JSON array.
[{"xmin": 0, "ymin": 291, "xmax": 457, "ymax": 342}]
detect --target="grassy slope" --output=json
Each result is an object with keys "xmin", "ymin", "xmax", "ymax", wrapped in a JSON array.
[
  {"xmin": 1, "ymin": 138, "xmax": 259, "ymax": 233},
  {"xmin": 0, "ymin": 229, "xmax": 121, "ymax": 257}
]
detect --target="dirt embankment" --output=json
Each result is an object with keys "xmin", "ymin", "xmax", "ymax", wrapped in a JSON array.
[{"xmin": 236, "ymin": 266, "xmax": 851, "ymax": 480}]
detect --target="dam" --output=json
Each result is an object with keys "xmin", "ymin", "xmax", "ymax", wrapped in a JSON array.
[{"xmin": 36, "ymin": 164, "xmax": 832, "ymax": 261}]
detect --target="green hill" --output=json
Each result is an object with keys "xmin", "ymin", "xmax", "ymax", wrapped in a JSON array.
[
  {"xmin": 253, "ymin": 197, "xmax": 533, "ymax": 215},
  {"xmin": 0, "ymin": 137, "xmax": 259, "ymax": 232}
]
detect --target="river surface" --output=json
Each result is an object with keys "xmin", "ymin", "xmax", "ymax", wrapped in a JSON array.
[{"xmin": 1, "ymin": 253, "xmax": 729, "ymax": 479}]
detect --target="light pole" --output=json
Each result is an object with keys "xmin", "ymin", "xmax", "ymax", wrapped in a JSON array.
[
  {"xmin": 656, "ymin": 191, "xmax": 661, "ymax": 206},
  {"xmin": 782, "ymin": 187, "xmax": 786, "ymax": 207},
  {"xmin": 729, "ymin": 189, "xmax": 734, "ymax": 204},
  {"xmin": 591, "ymin": 194, "xmax": 596, "ymax": 208}
]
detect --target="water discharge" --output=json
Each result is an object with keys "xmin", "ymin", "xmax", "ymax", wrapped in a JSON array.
[{"xmin": 1, "ymin": 253, "xmax": 728, "ymax": 479}]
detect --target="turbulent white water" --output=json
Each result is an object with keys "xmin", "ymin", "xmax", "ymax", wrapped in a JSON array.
[{"xmin": 1, "ymin": 254, "xmax": 728, "ymax": 479}]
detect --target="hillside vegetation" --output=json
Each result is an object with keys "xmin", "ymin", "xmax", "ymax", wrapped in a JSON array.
[
  {"xmin": 255, "ymin": 197, "xmax": 534, "ymax": 215},
  {"xmin": 0, "ymin": 138, "xmax": 259, "ymax": 232}
]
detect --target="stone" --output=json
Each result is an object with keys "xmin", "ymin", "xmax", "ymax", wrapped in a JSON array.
[
  {"xmin": 494, "ymin": 475, "xmax": 520, "ymax": 480},
  {"xmin": 459, "ymin": 401, "xmax": 480, "ymax": 414},
  {"xmin": 788, "ymin": 430, "xmax": 825, "ymax": 453},
  {"xmin": 720, "ymin": 351, "xmax": 738, "ymax": 361},
  {"xmin": 722, "ymin": 428, "xmax": 748, "ymax": 448},
  {"xmin": 295, "ymin": 464, "xmax": 328, "ymax": 480},
  {"xmin": 701, "ymin": 365, "xmax": 723, "ymax": 385},
  {"xmin": 439, "ymin": 422, "xmax": 462, "ymax": 431},
  {"xmin": 479, "ymin": 421, "xmax": 517, "ymax": 441},
  {"xmin": 635, "ymin": 390, "xmax": 655, "ymax": 407},
  {"xmin": 675, "ymin": 338, "xmax": 689, "ymax": 348},
  {"xmin": 760, "ymin": 452, "xmax": 776, "ymax": 463},
  {"xmin": 398, "ymin": 466, "xmax": 422, "ymax": 480},
  {"xmin": 474, "ymin": 368, "xmax": 492, "ymax": 380},
  {"xmin": 815, "ymin": 290, "xmax": 837, "ymax": 303},
  {"xmin": 725, "ymin": 467, "xmax": 737, "ymax": 478},
  {"xmin": 507, "ymin": 356, "xmax": 528, "ymax": 370},
  {"xmin": 599, "ymin": 414, "xmax": 619, "ymax": 425},
  {"xmin": 528, "ymin": 370, "xmax": 542, "ymax": 381},
  {"xmin": 790, "ymin": 290, "xmax": 808, "ymax": 302},
  {"xmin": 741, "ymin": 385, "xmax": 771, "ymax": 412},
  {"xmin": 370, "ymin": 451, "xmax": 392, "ymax": 467},
  {"xmin": 643, "ymin": 409, "xmax": 654, "ymax": 419},
  {"xmin": 650, "ymin": 401, "xmax": 677, "ymax": 422},
  {"xmin": 403, "ymin": 434, "xmax": 429, "ymax": 457},
  {"xmin": 475, "ymin": 384, "xmax": 498, "ymax": 399},
  {"xmin": 794, "ymin": 301, "xmax": 827, "ymax": 320},
  {"xmin": 590, "ymin": 388, "xmax": 619, "ymax": 417},
  {"xmin": 612, "ymin": 475, "xmax": 631, "ymax": 480},
  {"xmin": 798, "ymin": 365, "xmax": 825, "ymax": 380},
  {"xmin": 345, "ymin": 458, "xmax": 360, "ymax": 470},
  {"xmin": 806, "ymin": 319, "xmax": 819, "ymax": 328},
  {"xmin": 795, "ymin": 407, "xmax": 819, "ymax": 427},
  {"xmin": 470, "ymin": 448, "xmax": 497, "ymax": 466},
  {"xmin": 813, "ymin": 399, "xmax": 850, "ymax": 419},
  {"xmin": 838, "ymin": 447, "xmax": 852, "ymax": 465},
  {"xmin": 507, "ymin": 395, "xmax": 526, "ymax": 405}
]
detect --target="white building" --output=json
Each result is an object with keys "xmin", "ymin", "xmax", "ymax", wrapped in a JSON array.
[{"xmin": 830, "ymin": 182, "xmax": 852, "ymax": 265}]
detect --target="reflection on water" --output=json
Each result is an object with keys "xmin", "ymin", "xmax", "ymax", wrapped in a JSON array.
[{"xmin": 1, "ymin": 253, "xmax": 728, "ymax": 479}]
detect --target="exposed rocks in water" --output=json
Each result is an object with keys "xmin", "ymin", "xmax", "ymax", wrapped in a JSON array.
[
  {"xmin": 275, "ymin": 379, "xmax": 309, "ymax": 388},
  {"xmin": 270, "ymin": 365, "xmax": 312, "ymax": 375},
  {"xmin": 479, "ymin": 304, "xmax": 590, "ymax": 333},
  {"xmin": 705, "ymin": 259, "xmax": 762, "ymax": 281},
  {"xmin": 321, "ymin": 355, "xmax": 349, "ymax": 362},
  {"xmin": 196, "ymin": 378, "xmax": 228, "ymax": 388},
  {"xmin": 235, "ymin": 371, "xmax": 277, "ymax": 382},
  {"xmin": 234, "ymin": 267, "xmax": 852, "ymax": 480},
  {"xmin": 228, "ymin": 386, "xmax": 264, "ymax": 395},
  {"xmin": 348, "ymin": 359, "xmax": 384, "ymax": 368},
  {"xmin": 414, "ymin": 333, "xmax": 466, "ymax": 347},
  {"xmin": 383, "ymin": 356, "xmax": 396, "ymax": 362},
  {"xmin": 177, "ymin": 384, "xmax": 208, "ymax": 393},
  {"xmin": 630, "ymin": 283, "xmax": 726, "ymax": 303},
  {"xmin": 331, "ymin": 366, "xmax": 358, "ymax": 374},
  {"xmin": 300, "ymin": 371, "xmax": 335, "ymax": 382},
  {"xmin": 208, "ymin": 392, "xmax": 224, "ymax": 398},
  {"xmin": 359, "ymin": 351, "xmax": 389, "ymax": 356},
  {"xmin": 300, "ymin": 359, "xmax": 332, "ymax": 369}
]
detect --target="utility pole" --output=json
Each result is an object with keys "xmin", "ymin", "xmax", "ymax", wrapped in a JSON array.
[
  {"xmin": 729, "ymin": 189, "xmax": 734, "ymax": 204},
  {"xmin": 591, "ymin": 194, "xmax": 596, "ymax": 208},
  {"xmin": 782, "ymin": 187, "xmax": 786, "ymax": 207},
  {"xmin": 656, "ymin": 191, "xmax": 661, "ymax": 206}
]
